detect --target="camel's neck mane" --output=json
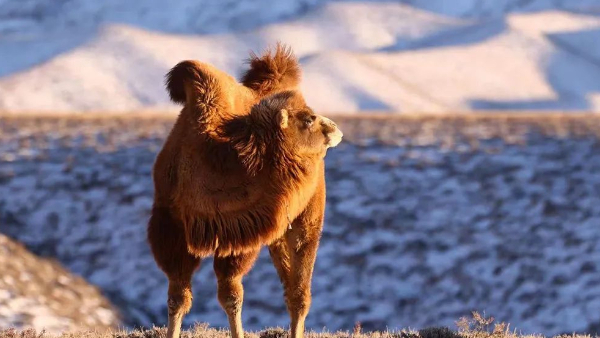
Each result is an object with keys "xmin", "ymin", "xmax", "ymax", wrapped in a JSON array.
[{"xmin": 213, "ymin": 113, "xmax": 314, "ymax": 185}]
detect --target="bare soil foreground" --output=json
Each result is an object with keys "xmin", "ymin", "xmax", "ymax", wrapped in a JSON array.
[{"xmin": 2, "ymin": 113, "xmax": 600, "ymax": 335}]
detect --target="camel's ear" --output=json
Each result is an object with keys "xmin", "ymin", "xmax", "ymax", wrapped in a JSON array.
[{"xmin": 278, "ymin": 109, "xmax": 289, "ymax": 129}]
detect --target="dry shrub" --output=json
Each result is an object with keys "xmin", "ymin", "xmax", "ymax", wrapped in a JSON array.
[{"xmin": 456, "ymin": 312, "xmax": 515, "ymax": 338}]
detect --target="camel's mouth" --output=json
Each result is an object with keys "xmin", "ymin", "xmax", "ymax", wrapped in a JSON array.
[{"xmin": 326, "ymin": 127, "xmax": 343, "ymax": 148}]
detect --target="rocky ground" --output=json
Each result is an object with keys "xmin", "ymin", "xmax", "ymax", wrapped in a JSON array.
[{"xmin": 1, "ymin": 114, "xmax": 600, "ymax": 335}]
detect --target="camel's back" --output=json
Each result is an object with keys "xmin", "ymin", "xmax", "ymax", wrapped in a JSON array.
[{"xmin": 196, "ymin": 62, "xmax": 256, "ymax": 118}]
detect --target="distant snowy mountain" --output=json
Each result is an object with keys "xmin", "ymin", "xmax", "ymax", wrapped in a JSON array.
[{"xmin": 1, "ymin": 0, "xmax": 600, "ymax": 112}]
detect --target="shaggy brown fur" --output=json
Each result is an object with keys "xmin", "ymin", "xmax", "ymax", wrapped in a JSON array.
[{"xmin": 147, "ymin": 44, "xmax": 342, "ymax": 338}]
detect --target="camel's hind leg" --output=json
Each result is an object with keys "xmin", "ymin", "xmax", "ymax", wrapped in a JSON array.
[
  {"xmin": 148, "ymin": 207, "xmax": 201, "ymax": 338},
  {"xmin": 214, "ymin": 250, "xmax": 260, "ymax": 338}
]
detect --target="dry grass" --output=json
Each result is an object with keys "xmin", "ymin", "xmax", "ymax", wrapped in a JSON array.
[{"xmin": 0, "ymin": 314, "xmax": 596, "ymax": 338}]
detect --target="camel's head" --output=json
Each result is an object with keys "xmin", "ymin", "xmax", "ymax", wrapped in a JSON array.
[
  {"xmin": 221, "ymin": 90, "xmax": 342, "ymax": 176},
  {"xmin": 259, "ymin": 90, "xmax": 343, "ymax": 156}
]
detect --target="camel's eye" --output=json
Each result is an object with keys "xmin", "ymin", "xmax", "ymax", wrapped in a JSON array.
[{"xmin": 303, "ymin": 115, "xmax": 316, "ymax": 128}]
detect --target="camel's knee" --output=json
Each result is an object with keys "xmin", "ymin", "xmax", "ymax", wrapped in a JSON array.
[
  {"xmin": 216, "ymin": 278, "xmax": 244, "ymax": 315},
  {"xmin": 168, "ymin": 284, "xmax": 193, "ymax": 315}
]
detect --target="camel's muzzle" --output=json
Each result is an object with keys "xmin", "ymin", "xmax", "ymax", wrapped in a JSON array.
[{"xmin": 321, "ymin": 116, "xmax": 343, "ymax": 148}]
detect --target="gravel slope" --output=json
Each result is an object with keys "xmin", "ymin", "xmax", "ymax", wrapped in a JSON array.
[
  {"xmin": 0, "ymin": 234, "xmax": 120, "ymax": 332},
  {"xmin": 1, "ymin": 114, "xmax": 600, "ymax": 335}
]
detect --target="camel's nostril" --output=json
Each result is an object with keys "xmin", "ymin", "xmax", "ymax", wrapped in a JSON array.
[
  {"xmin": 323, "ymin": 124, "xmax": 335, "ymax": 134},
  {"xmin": 319, "ymin": 116, "xmax": 340, "ymax": 134}
]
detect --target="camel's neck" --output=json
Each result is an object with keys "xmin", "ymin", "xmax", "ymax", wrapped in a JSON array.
[
  {"xmin": 190, "ymin": 111, "xmax": 321, "ymax": 192},
  {"xmin": 270, "ymin": 146, "xmax": 313, "ymax": 182}
]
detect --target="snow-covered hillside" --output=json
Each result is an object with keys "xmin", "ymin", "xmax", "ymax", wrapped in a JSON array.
[
  {"xmin": 2, "ymin": 115, "xmax": 600, "ymax": 335},
  {"xmin": 1, "ymin": 0, "xmax": 600, "ymax": 112}
]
